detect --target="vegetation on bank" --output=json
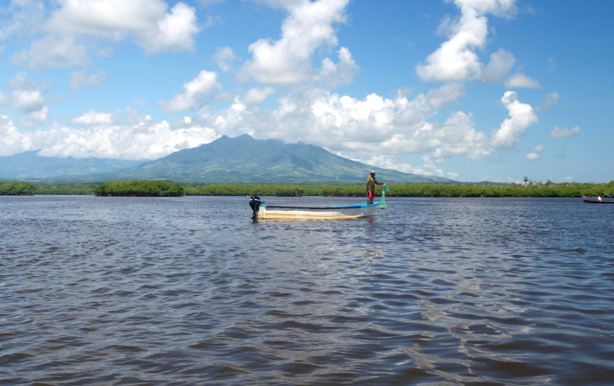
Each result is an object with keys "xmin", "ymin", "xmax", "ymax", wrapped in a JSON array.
[
  {"xmin": 20, "ymin": 179, "xmax": 614, "ymax": 197},
  {"xmin": 183, "ymin": 181, "xmax": 614, "ymax": 198},
  {"xmin": 93, "ymin": 180, "xmax": 184, "ymax": 197},
  {"xmin": 0, "ymin": 181, "xmax": 37, "ymax": 195},
  {"xmin": 30, "ymin": 182, "xmax": 99, "ymax": 195}
]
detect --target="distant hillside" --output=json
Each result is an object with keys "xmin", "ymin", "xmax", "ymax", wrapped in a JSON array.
[
  {"xmin": 78, "ymin": 135, "xmax": 453, "ymax": 183},
  {"xmin": 0, "ymin": 151, "xmax": 143, "ymax": 180}
]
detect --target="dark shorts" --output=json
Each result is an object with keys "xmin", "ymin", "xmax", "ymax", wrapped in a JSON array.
[{"xmin": 367, "ymin": 191, "xmax": 374, "ymax": 198}]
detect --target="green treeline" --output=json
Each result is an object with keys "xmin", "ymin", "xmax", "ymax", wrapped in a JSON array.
[
  {"xmin": 18, "ymin": 179, "xmax": 614, "ymax": 197},
  {"xmin": 94, "ymin": 180, "xmax": 184, "ymax": 197},
  {"xmin": 0, "ymin": 181, "xmax": 36, "ymax": 195},
  {"xmin": 30, "ymin": 183, "xmax": 100, "ymax": 195},
  {"xmin": 183, "ymin": 181, "xmax": 614, "ymax": 198}
]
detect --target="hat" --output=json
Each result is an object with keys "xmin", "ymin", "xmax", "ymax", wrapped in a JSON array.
[{"xmin": 370, "ymin": 170, "xmax": 375, "ymax": 174}]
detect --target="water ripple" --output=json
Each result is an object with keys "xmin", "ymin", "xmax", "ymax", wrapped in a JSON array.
[{"xmin": 1, "ymin": 196, "xmax": 613, "ymax": 385}]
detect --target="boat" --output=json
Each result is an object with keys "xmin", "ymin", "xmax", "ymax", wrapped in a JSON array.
[
  {"xmin": 257, "ymin": 202, "xmax": 382, "ymax": 219},
  {"xmin": 583, "ymin": 199, "xmax": 614, "ymax": 204}
]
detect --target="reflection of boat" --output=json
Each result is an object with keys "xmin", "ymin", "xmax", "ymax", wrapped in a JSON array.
[
  {"xmin": 258, "ymin": 202, "xmax": 381, "ymax": 219},
  {"xmin": 583, "ymin": 199, "xmax": 614, "ymax": 204}
]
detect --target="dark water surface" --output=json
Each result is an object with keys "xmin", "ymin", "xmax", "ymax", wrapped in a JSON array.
[{"xmin": 1, "ymin": 196, "xmax": 613, "ymax": 385}]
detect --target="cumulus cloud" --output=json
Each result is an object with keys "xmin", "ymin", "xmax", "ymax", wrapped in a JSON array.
[
  {"xmin": 243, "ymin": 87, "xmax": 275, "ymax": 105},
  {"xmin": 72, "ymin": 110, "xmax": 113, "ymax": 126},
  {"xmin": 416, "ymin": 0, "xmax": 520, "ymax": 83},
  {"xmin": 425, "ymin": 82, "xmax": 465, "ymax": 109},
  {"xmin": 12, "ymin": 90, "xmax": 45, "ymax": 113},
  {"xmin": 0, "ymin": 0, "xmax": 46, "ymax": 41},
  {"xmin": 201, "ymin": 84, "xmax": 532, "ymax": 169},
  {"xmin": 14, "ymin": 35, "xmax": 89, "ymax": 70},
  {"xmin": 213, "ymin": 46, "xmax": 239, "ymax": 71},
  {"xmin": 549, "ymin": 125, "xmax": 581, "ymax": 138},
  {"xmin": 504, "ymin": 73, "xmax": 541, "ymax": 88},
  {"xmin": 15, "ymin": 0, "xmax": 201, "ymax": 69},
  {"xmin": 318, "ymin": 47, "xmax": 359, "ymax": 88},
  {"xmin": 526, "ymin": 144, "xmax": 544, "ymax": 160},
  {"xmin": 159, "ymin": 70, "xmax": 221, "ymax": 112},
  {"xmin": 5, "ymin": 72, "xmax": 50, "ymax": 123},
  {"xmin": 491, "ymin": 91, "xmax": 538, "ymax": 149},
  {"xmin": 1, "ymin": 109, "xmax": 218, "ymax": 159},
  {"xmin": 239, "ymin": 0, "xmax": 349, "ymax": 85},
  {"xmin": 68, "ymin": 69, "xmax": 107, "ymax": 90},
  {"xmin": 536, "ymin": 91, "xmax": 559, "ymax": 112},
  {"xmin": 0, "ymin": 115, "xmax": 30, "ymax": 156}
]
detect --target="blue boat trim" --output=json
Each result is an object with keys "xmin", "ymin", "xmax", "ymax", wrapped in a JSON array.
[{"xmin": 262, "ymin": 202, "xmax": 380, "ymax": 210}]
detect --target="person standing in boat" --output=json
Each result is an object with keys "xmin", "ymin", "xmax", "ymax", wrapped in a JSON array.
[{"xmin": 366, "ymin": 171, "xmax": 383, "ymax": 205}]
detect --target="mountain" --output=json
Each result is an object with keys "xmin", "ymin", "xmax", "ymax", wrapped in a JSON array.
[
  {"xmin": 0, "ymin": 150, "xmax": 143, "ymax": 180},
  {"xmin": 79, "ymin": 135, "xmax": 453, "ymax": 183}
]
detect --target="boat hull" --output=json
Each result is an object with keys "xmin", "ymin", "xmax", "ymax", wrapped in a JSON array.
[
  {"xmin": 583, "ymin": 199, "xmax": 614, "ymax": 204},
  {"xmin": 258, "ymin": 202, "xmax": 381, "ymax": 219}
]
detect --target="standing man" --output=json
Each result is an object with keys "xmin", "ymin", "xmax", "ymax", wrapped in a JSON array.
[{"xmin": 366, "ymin": 171, "xmax": 383, "ymax": 205}]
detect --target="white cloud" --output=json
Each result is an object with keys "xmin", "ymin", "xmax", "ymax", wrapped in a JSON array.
[
  {"xmin": 0, "ymin": 0, "xmax": 46, "ymax": 41},
  {"xmin": 30, "ymin": 105, "xmax": 49, "ymax": 122},
  {"xmin": 531, "ymin": 144, "xmax": 545, "ymax": 152},
  {"xmin": 68, "ymin": 69, "xmax": 107, "ymax": 90},
  {"xmin": 72, "ymin": 110, "xmax": 113, "ymax": 126},
  {"xmin": 365, "ymin": 155, "xmax": 412, "ymax": 173},
  {"xmin": 239, "ymin": 0, "xmax": 349, "ymax": 85},
  {"xmin": 201, "ymin": 84, "xmax": 530, "ymax": 170},
  {"xmin": 1, "ymin": 109, "xmax": 219, "ymax": 159},
  {"xmin": 213, "ymin": 46, "xmax": 239, "ymax": 71},
  {"xmin": 15, "ymin": 0, "xmax": 200, "ymax": 69},
  {"xmin": 425, "ymin": 82, "xmax": 465, "ymax": 109},
  {"xmin": 549, "ymin": 125, "xmax": 581, "ymax": 139},
  {"xmin": 505, "ymin": 73, "xmax": 541, "ymax": 88},
  {"xmin": 11, "ymin": 90, "xmax": 45, "ymax": 113},
  {"xmin": 243, "ymin": 87, "xmax": 276, "ymax": 105},
  {"xmin": 536, "ymin": 91, "xmax": 559, "ymax": 112},
  {"xmin": 0, "ymin": 115, "xmax": 31, "ymax": 156},
  {"xmin": 318, "ymin": 47, "xmax": 359, "ymax": 88},
  {"xmin": 481, "ymin": 49, "xmax": 516, "ymax": 82},
  {"xmin": 159, "ymin": 70, "xmax": 221, "ymax": 112},
  {"xmin": 416, "ymin": 0, "xmax": 519, "ymax": 83},
  {"xmin": 526, "ymin": 144, "xmax": 544, "ymax": 160},
  {"xmin": 5, "ymin": 72, "xmax": 50, "ymax": 123},
  {"xmin": 14, "ymin": 35, "xmax": 90, "ymax": 70},
  {"xmin": 491, "ymin": 91, "xmax": 538, "ymax": 149},
  {"xmin": 411, "ymin": 156, "xmax": 445, "ymax": 177}
]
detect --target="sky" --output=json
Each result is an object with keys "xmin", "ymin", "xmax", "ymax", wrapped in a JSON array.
[{"xmin": 0, "ymin": 0, "xmax": 612, "ymax": 183}]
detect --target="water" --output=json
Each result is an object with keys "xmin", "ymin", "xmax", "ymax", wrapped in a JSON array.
[{"xmin": 1, "ymin": 196, "xmax": 613, "ymax": 385}]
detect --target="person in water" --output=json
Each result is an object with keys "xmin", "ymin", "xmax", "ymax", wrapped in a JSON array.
[
  {"xmin": 366, "ymin": 171, "xmax": 383, "ymax": 205},
  {"xmin": 249, "ymin": 194, "xmax": 262, "ymax": 219}
]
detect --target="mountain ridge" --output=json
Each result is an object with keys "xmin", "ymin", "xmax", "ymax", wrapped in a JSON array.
[
  {"xmin": 75, "ymin": 134, "xmax": 453, "ymax": 183},
  {"xmin": 0, "ymin": 150, "xmax": 143, "ymax": 180}
]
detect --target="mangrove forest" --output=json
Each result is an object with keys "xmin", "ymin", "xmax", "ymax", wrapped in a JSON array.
[
  {"xmin": 182, "ymin": 181, "xmax": 614, "ymax": 198},
  {"xmin": 0, "ymin": 181, "xmax": 36, "ymax": 196},
  {"xmin": 12, "ymin": 179, "xmax": 614, "ymax": 198},
  {"xmin": 93, "ymin": 180, "xmax": 184, "ymax": 197}
]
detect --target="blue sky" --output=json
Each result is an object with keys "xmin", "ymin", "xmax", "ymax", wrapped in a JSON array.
[{"xmin": 0, "ymin": 0, "xmax": 612, "ymax": 183}]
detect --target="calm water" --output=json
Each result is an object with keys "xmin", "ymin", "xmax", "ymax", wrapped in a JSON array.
[{"xmin": 1, "ymin": 196, "xmax": 613, "ymax": 385}]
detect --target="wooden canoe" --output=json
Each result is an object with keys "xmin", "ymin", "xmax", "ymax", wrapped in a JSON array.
[{"xmin": 258, "ymin": 202, "xmax": 382, "ymax": 219}]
